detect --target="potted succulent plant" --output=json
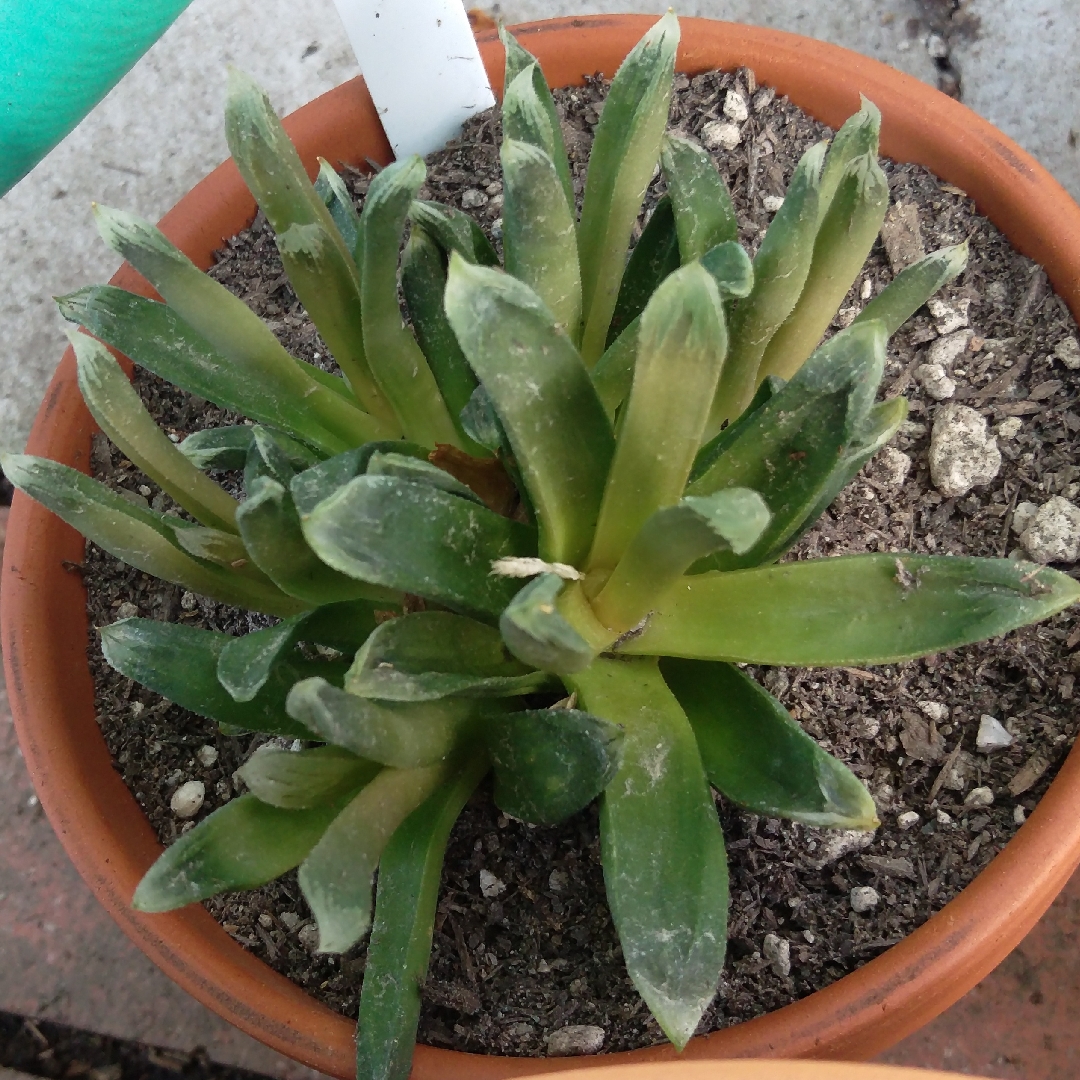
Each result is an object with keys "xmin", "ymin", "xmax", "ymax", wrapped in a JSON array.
[{"xmin": 5, "ymin": 12, "xmax": 1080, "ymax": 1080}]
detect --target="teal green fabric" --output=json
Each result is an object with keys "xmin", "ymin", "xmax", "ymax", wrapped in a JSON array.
[{"xmin": 0, "ymin": 0, "xmax": 193, "ymax": 195}]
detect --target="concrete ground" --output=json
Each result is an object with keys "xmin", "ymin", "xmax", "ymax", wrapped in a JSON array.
[{"xmin": 0, "ymin": 0, "xmax": 1079, "ymax": 1076}]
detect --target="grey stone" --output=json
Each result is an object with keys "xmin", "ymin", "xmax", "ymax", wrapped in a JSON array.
[
  {"xmin": 897, "ymin": 810, "xmax": 921, "ymax": 830},
  {"xmin": 701, "ymin": 119, "xmax": 742, "ymax": 151},
  {"xmin": 170, "ymin": 780, "xmax": 205, "ymax": 819},
  {"xmin": 964, "ymin": 786, "xmax": 995, "ymax": 809},
  {"xmin": 927, "ymin": 329, "xmax": 974, "ymax": 368},
  {"xmin": 977, "ymin": 714, "xmax": 1014, "ymax": 752},
  {"xmin": 1019, "ymin": 496, "xmax": 1080, "ymax": 563},
  {"xmin": 850, "ymin": 886, "xmax": 880, "ymax": 913},
  {"xmin": 929, "ymin": 404, "xmax": 1001, "ymax": 498},
  {"xmin": 915, "ymin": 362, "xmax": 956, "ymax": 400},
  {"xmin": 801, "ymin": 828, "xmax": 875, "ymax": 869},
  {"xmin": 546, "ymin": 1025, "xmax": 605, "ymax": 1057},
  {"xmin": 880, "ymin": 202, "xmax": 925, "ymax": 271},
  {"xmin": 762, "ymin": 933, "xmax": 791, "ymax": 977},
  {"xmin": 1053, "ymin": 337, "xmax": 1080, "ymax": 370},
  {"xmin": 1012, "ymin": 500, "xmax": 1040, "ymax": 535},
  {"xmin": 479, "ymin": 869, "xmax": 506, "ymax": 898}
]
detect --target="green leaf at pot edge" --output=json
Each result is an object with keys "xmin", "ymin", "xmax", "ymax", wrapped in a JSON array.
[
  {"xmin": 237, "ymin": 745, "xmax": 381, "ymax": 810},
  {"xmin": 285, "ymin": 677, "xmax": 478, "ymax": 768},
  {"xmin": 347, "ymin": 610, "xmax": 552, "ymax": 702},
  {"xmin": 443, "ymin": 256, "xmax": 613, "ymax": 567},
  {"xmin": 567, "ymin": 657, "xmax": 727, "ymax": 1051},
  {"xmin": 489, "ymin": 708, "xmax": 623, "ymax": 825},
  {"xmin": 298, "ymin": 761, "xmax": 449, "ymax": 953},
  {"xmin": 620, "ymin": 554, "xmax": 1080, "ymax": 665},
  {"xmin": 660, "ymin": 132, "xmax": 737, "ymax": 262},
  {"xmin": 302, "ymin": 475, "xmax": 535, "ymax": 620},
  {"xmin": 100, "ymin": 618, "xmax": 331, "ymax": 738},
  {"xmin": 133, "ymin": 793, "xmax": 356, "ymax": 913},
  {"xmin": 356, "ymin": 755, "xmax": 489, "ymax": 1080},
  {"xmin": 662, "ymin": 658, "xmax": 879, "ymax": 829}
]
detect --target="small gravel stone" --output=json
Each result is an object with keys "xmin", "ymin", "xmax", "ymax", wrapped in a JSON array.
[
  {"xmin": 546, "ymin": 1025, "xmax": 605, "ymax": 1057},
  {"xmin": 298, "ymin": 923, "xmax": 320, "ymax": 950},
  {"xmin": 929, "ymin": 404, "xmax": 1002, "ymax": 497},
  {"xmin": 918, "ymin": 701, "xmax": 949, "ymax": 722},
  {"xmin": 850, "ymin": 886, "xmax": 880, "ymax": 913},
  {"xmin": 1012, "ymin": 500, "xmax": 1040, "ymax": 535},
  {"xmin": 964, "ymin": 786, "xmax": 995, "ymax": 809},
  {"xmin": 762, "ymin": 933, "xmax": 791, "ymax": 977},
  {"xmin": 927, "ymin": 329, "xmax": 974, "ymax": 368},
  {"xmin": 548, "ymin": 869, "xmax": 569, "ymax": 893},
  {"xmin": 751, "ymin": 86, "xmax": 775, "ymax": 111},
  {"xmin": 802, "ymin": 828, "xmax": 874, "ymax": 869},
  {"xmin": 170, "ymin": 780, "xmax": 205, "ymax": 819},
  {"xmin": 1018, "ymin": 496, "xmax": 1080, "ymax": 562},
  {"xmin": 180, "ymin": 590, "xmax": 198, "ymax": 611},
  {"xmin": 880, "ymin": 202, "xmax": 924, "ymax": 270},
  {"xmin": 115, "ymin": 601, "xmax": 139, "ymax": 620},
  {"xmin": 723, "ymin": 89, "xmax": 749, "ymax": 122},
  {"xmin": 762, "ymin": 194, "xmax": 785, "ymax": 213},
  {"xmin": 977, "ymin": 714, "xmax": 1014, "ymax": 751},
  {"xmin": 480, "ymin": 869, "xmax": 506, "ymax": 898},
  {"xmin": 196, "ymin": 744, "xmax": 219, "ymax": 767},
  {"xmin": 897, "ymin": 810, "xmax": 921, "ymax": 830},
  {"xmin": 461, "ymin": 188, "xmax": 488, "ymax": 209},
  {"xmin": 936, "ymin": 809, "xmax": 953, "ymax": 825},
  {"xmin": 1053, "ymin": 336, "xmax": 1080, "ymax": 369},
  {"xmin": 701, "ymin": 120, "xmax": 742, "ymax": 151},
  {"xmin": 996, "ymin": 416, "xmax": 1023, "ymax": 440},
  {"xmin": 928, "ymin": 297, "xmax": 970, "ymax": 335},
  {"xmin": 280, "ymin": 911, "xmax": 300, "ymax": 930},
  {"xmin": 915, "ymin": 362, "xmax": 956, "ymax": 400},
  {"xmin": 1013, "ymin": 805, "xmax": 1027, "ymax": 825},
  {"xmin": 868, "ymin": 447, "xmax": 912, "ymax": 488}
]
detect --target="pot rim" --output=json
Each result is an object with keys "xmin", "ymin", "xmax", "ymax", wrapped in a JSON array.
[{"xmin": 4, "ymin": 14, "xmax": 1080, "ymax": 1079}]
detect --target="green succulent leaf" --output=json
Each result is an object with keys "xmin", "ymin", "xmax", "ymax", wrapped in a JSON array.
[
  {"xmin": 501, "ymin": 140, "xmax": 582, "ymax": 336},
  {"xmin": 72, "ymin": 332, "xmax": 239, "ymax": 533},
  {"xmin": 568, "ymin": 657, "xmax": 727, "ymax": 1051},
  {"xmin": 589, "ymin": 262, "xmax": 727, "ymax": 574},
  {"xmin": 700, "ymin": 240, "xmax": 755, "ymax": 299},
  {"xmin": 499, "ymin": 573, "xmax": 595, "ymax": 675},
  {"xmin": 660, "ymin": 132, "xmax": 738, "ymax": 262},
  {"xmin": 500, "ymin": 57, "xmax": 576, "ymax": 217},
  {"xmin": 817, "ymin": 96, "xmax": 881, "ymax": 222},
  {"xmin": 179, "ymin": 425, "xmax": 319, "ymax": 473},
  {"xmin": 302, "ymin": 475, "xmax": 535, "ymax": 619},
  {"xmin": 216, "ymin": 615, "xmax": 308, "ymax": 703},
  {"xmin": 356, "ymin": 755, "xmax": 489, "ymax": 1080},
  {"xmin": 604, "ymin": 195, "xmax": 680, "ymax": 350},
  {"xmin": 489, "ymin": 708, "xmax": 624, "ymax": 825},
  {"xmin": 347, "ymin": 611, "xmax": 552, "ymax": 702},
  {"xmin": 99, "ymin": 618, "xmax": 334, "ymax": 737},
  {"xmin": 237, "ymin": 745, "xmax": 380, "ymax": 810},
  {"xmin": 688, "ymin": 321, "xmax": 888, "ymax": 570},
  {"xmin": 298, "ymin": 761, "xmax": 450, "ymax": 953},
  {"xmin": 315, "ymin": 157, "xmax": 363, "ymax": 266},
  {"xmin": 85, "ymin": 210, "xmax": 389, "ymax": 447},
  {"xmin": 289, "ymin": 441, "xmax": 428, "ymax": 516},
  {"xmin": 237, "ymin": 475, "xmax": 390, "ymax": 606},
  {"xmin": 663, "ymin": 658, "xmax": 879, "ymax": 829},
  {"xmin": 133, "ymin": 793, "xmax": 355, "ymax": 913},
  {"xmin": 710, "ymin": 141, "xmax": 825, "ymax": 430},
  {"xmin": 758, "ymin": 150, "xmax": 890, "ymax": 383},
  {"xmin": 1, "ymin": 455, "xmax": 306, "ymax": 617},
  {"xmin": 578, "ymin": 12, "xmax": 680, "ymax": 364},
  {"xmin": 285, "ymin": 678, "xmax": 478, "ymax": 768},
  {"xmin": 365, "ymin": 450, "xmax": 480, "ymax": 504},
  {"xmin": 408, "ymin": 199, "xmax": 499, "ymax": 267},
  {"xmin": 622, "ymin": 555, "xmax": 1080, "ymax": 664},
  {"xmin": 854, "ymin": 242, "xmax": 969, "ymax": 335},
  {"xmin": 400, "ymin": 228, "xmax": 484, "ymax": 453},
  {"xmin": 444, "ymin": 255, "xmax": 613, "ymax": 566},
  {"xmin": 592, "ymin": 489, "xmax": 770, "ymax": 634}
]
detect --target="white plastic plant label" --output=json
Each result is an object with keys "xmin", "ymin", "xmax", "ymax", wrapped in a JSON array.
[{"xmin": 331, "ymin": 0, "xmax": 496, "ymax": 158}]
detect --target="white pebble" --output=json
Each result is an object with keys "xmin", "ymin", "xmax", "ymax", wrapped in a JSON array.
[
  {"xmin": 1019, "ymin": 496, "xmax": 1080, "ymax": 563},
  {"xmin": 918, "ymin": 701, "xmax": 949, "ymax": 722},
  {"xmin": 1053, "ymin": 336, "xmax": 1080, "ymax": 370},
  {"xmin": 762, "ymin": 194, "xmax": 785, "ymax": 213},
  {"xmin": 280, "ymin": 911, "xmax": 300, "ymax": 930},
  {"xmin": 850, "ymin": 886, "xmax": 880, "ymax": 913},
  {"xmin": 461, "ymin": 188, "xmax": 488, "ymax": 209},
  {"xmin": 298, "ymin": 923, "xmax": 320, "ymax": 950},
  {"xmin": 870, "ymin": 447, "xmax": 912, "ymax": 489},
  {"xmin": 897, "ymin": 810, "xmax": 921, "ymax": 830},
  {"xmin": 927, "ymin": 297, "xmax": 969, "ymax": 334},
  {"xmin": 936, "ymin": 809, "xmax": 953, "ymax": 826},
  {"xmin": 115, "ymin": 601, "xmax": 139, "ymax": 620},
  {"xmin": 180, "ymin": 591, "xmax": 198, "ymax": 611},
  {"xmin": 701, "ymin": 120, "xmax": 742, "ymax": 151},
  {"xmin": 915, "ymin": 362, "xmax": 956, "ymax": 400},
  {"xmin": 723, "ymin": 89, "xmax": 749, "ymax": 123},
  {"xmin": 479, "ymin": 869, "xmax": 506, "ymax": 898},
  {"xmin": 762, "ymin": 933, "xmax": 791, "ymax": 977},
  {"xmin": 197, "ymin": 745, "xmax": 219, "ymax": 768},
  {"xmin": 170, "ymin": 780, "xmax": 205, "ymax": 819},
  {"xmin": 977, "ymin": 714, "xmax": 1014, "ymax": 751},
  {"xmin": 927, "ymin": 329, "xmax": 974, "ymax": 368},
  {"xmin": 964, "ymin": 786, "xmax": 994, "ymax": 809},
  {"xmin": 546, "ymin": 1025, "xmax": 605, "ymax": 1057},
  {"xmin": 996, "ymin": 417, "xmax": 1023, "ymax": 440},
  {"xmin": 929, "ymin": 405, "xmax": 1001, "ymax": 498},
  {"xmin": 801, "ymin": 828, "xmax": 875, "ymax": 869},
  {"xmin": 861, "ymin": 278, "xmax": 874, "ymax": 300},
  {"xmin": 1012, "ymin": 501, "xmax": 1039, "ymax": 535},
  {"xmin": 1013, "ymin": 805, "xmax": 1027, "ymax": 825}
]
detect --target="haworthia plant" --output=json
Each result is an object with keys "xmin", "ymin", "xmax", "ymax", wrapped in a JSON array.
[{"xmin": 7, "ymin": 15, "xmax": 1078, "ymax": 1080}]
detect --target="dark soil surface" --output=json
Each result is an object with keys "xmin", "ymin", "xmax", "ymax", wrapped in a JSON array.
[{"xmin": 82, "ymin": 66, "xmax": 1080, "ymax": 1058}]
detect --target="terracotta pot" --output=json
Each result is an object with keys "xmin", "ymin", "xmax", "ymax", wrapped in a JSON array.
[
  {"xmin": 531, "ymin": 1065, "xmax": 986, "ymax": 1080},
  {"xmin": 4, "ymin": 14, "xmax": 1080, "ymax": 1079}
]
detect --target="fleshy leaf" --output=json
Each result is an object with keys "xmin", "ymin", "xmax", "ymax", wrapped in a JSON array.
[
  {"xmin": 298, "ymin": 762, "xmax": 449, "ymax": 953},
  {"xmin": 443, "ymin": 256, "xmax": 613, "ymax": 566},
  {"xmin": 347, "ymin": 611, "xmax": 552, "ymax": 701},
  {"xmin": 569, "ymin": 657, "xmax": 728, "ymax": 1051},
  {"xmin": 855, "ymin": 242, "xmax": 969, "ymax": 335},
  {"xmin": 660, "ymin": 132, "xmax": 738, "ymax": 262},
  {"xmin": 100, "ymin": 618, "xmax": 333, "ymax": 737},
  {"xmin": 285, "ymin": 678, "xmax": 478, "ymax": 768},
  {"xmin": 499, "ymin": 574, "xmax": 595, "ymax": 675},
  {"xmin": 663, "ymin": 659, "xmax": 879, "ymax": 829},
  {"xmin": 179, "ymin": 425, "xmax": 319, "ymax": 473},
  {"xmin": 301, "ymin": 475, "xmax": 536, "ymax": 619},
  {"xmin": 133, "ymin": 793, "xmax": 355, "ymax": 912},
  {"xmin": 237, "ymin": 745, "xmax": 380, "ymax": 810},
  {"xmin": 289, "ymin": 441, "xmax": 428, "ymax": 516},
  {"xmin": 356, "ymin": 756, "xmax": 489, "ymax": 1080},
  {"xmin": 408, "ymin": 199, "xmax": 499, "ymax": 267},
  {"xmin": 489, "ymin": 708, "xmax": 623, "ymax": 824},
  {"xmin": 315, "ymin": 157, "xmax": 363, "ymax": 266},
  {"xmin": 365, "ymin": 450, "xmax": 481, "ymax": 504},
  {"xmin": 621, "ymin": 554, "xmax": 1080, "ymax": 664},
  {"xmin": 817, "ymin": 97, "xmax": 881, "ymax": 221}
]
